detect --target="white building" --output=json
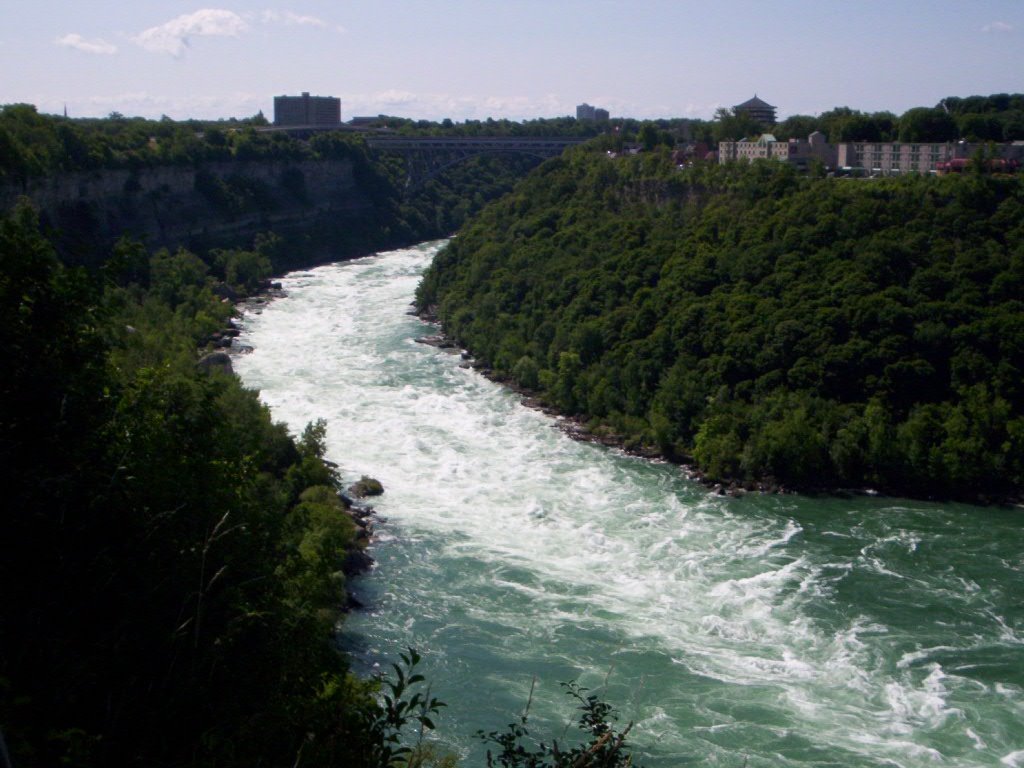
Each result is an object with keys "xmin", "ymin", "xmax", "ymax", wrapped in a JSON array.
[{"xmin": 719, "ymin": 131, "xmax": 835, "ymax": 170}]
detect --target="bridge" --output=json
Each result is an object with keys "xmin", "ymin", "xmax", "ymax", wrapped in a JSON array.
[{"xmin": 364, "ymin": 136, "xmax": 587, "ymax": 193}]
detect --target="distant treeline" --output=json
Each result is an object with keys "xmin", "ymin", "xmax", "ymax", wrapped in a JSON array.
[
  {"xmin": 364, "ymin": 92, "xmax": 1024, "ymax": 147},
  {"xmin": 4, "ymin": 93, "xmax": 1021, "ymax": 185},
  {"xmin": 762, "ymin": 93, "xmax": 1024, "ymax": 144},
  {"xmin": 417, "ymin": 149, "xmax": 1024, "ymax": 501}
]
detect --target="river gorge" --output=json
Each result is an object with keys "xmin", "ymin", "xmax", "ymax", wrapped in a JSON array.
[{"xmin": 234, "ymin": 240, "xmax": 1024, "ymax": 768}]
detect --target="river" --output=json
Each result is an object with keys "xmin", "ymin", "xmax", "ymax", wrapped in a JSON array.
[{"xmin": 233, "ymin": 241, "xmax": 1024, "ymax": 768}]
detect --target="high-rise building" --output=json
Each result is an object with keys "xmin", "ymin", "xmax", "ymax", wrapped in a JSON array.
[
  {"xmin": 273, "ymin": 92, "xmax": 342, "ymax": 126},
  {"xmin": 576, "ymin": 103, "xmax": 596, "ymax": 121},
  {"xmin": 577, "ymin": 103, "xmax": 610, "ymax": 121}
]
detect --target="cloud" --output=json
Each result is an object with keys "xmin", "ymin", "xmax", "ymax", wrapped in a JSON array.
[
  {"xmin": 134, "ymin": 9, "xmax": 248, "ymax": 56},
  {"xmin": 260, "ymin": 10, "xmax": 328, "ymax": 28},
  {"xmin": 374, "ymin": 89, "xmax": 420, "ymax": 106},
  {"xmin": 982, "ymin": 20, "xmax": 1013, "ymax": 33},
  {"xmin": 63, "ymin": 91, "xmax": 267, "ymax": 120},
  {"xmin": 55, "ymin": 33, "xmax": 117, "ymax": 55}
]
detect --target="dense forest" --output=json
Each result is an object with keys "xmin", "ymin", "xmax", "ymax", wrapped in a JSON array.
[
  {"xmin": 0, "ymin": 201, "xmax": 449, "ymax": 766},
  {"xmin": 417, "ymin": 150, "xmax": 1024, "ymax": 501},
  {"xmin": 0, "ymin": 109, "xmax": 642, "ymax": 766}
]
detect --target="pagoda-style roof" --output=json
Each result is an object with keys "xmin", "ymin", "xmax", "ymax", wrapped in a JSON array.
[{"xmin": 735, "ymin": 95, "xmax": 775, "ymax": 110}]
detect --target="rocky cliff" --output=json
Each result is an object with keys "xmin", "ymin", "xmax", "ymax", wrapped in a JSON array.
[{"xmin": 1, "ymin": 158, "xmax": 368, "ymax": 257}]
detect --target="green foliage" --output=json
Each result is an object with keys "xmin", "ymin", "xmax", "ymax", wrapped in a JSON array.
[
  {"xmin": 712, "ymin": 107, "xmax": 765, "ymax": 142},
  {"xmin": 362, "ymin": 649, "xmax": 447, "ymax": 768},
  {"xmin": 419, "ymin": 150, "xmax": 1024, "ymax": 500},
  {"xmin": 0, "ymin": 205, "xmax": 439, "ymax": 767},
  {"xmin": 213, "ymin": 246, "xmax": 273, "ymax": 293},
  {"xmin": 479, "ymin": 681, "xmax": 638, "ymax": 768},
  {"xmin": 898, "ymin": 107, "xmax": 959, "ymax": 142}
]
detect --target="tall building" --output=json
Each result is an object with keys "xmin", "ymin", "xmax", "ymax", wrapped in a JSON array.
[
  {"xmin": 577, "ymin": 103, "xmax": 610, "ymax": 121},
  {"xmin": 273, "ymin": 92, "xmax": 341, "ymax": 126},
  {"xmin": 734, "ymin": 95, "xmax": 776, "ymax": 125}
]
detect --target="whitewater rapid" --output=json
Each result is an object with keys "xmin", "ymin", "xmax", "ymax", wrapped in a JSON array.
[{"xmin": 234, "ymin": 241, "xmax": 1024, "ymax": 767}]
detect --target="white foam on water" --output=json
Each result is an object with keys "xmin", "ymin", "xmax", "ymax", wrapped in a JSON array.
[{"xmin": 234, "ymin": 242, "xmax": 1024, "ymax": 768}]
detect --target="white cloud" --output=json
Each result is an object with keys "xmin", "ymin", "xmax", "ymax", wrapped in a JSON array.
[
  {"xmin": 982, "ymin": 20, "xmax": 1013, "ymax": 33},
  {"xmin": 261, "ymin": 10, "xmax": 328, "ymax": 27},
  {"xmin": 133, "ymin": 9, "xmax": 248, "ymax": 56},
  {"xmin": 55, "ymin": 33, "xmax": 117, "ymax": 55},
  {"xmin": 375, "ymin": 89, "xmax": 420, "ymax": 106},
  {"xmin": 63, "ymin": 91, "xmax": 267, "ymax": 120}
]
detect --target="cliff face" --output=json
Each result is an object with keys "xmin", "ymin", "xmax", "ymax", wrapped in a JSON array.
[{"xmin": 1, "ymin": 158, "xmax": 367, "ymax": 255}]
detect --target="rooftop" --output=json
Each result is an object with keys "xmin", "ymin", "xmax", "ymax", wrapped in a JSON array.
[{"xmin": 735, "ymin": 95, "xmax": 776, "ymax": 110}]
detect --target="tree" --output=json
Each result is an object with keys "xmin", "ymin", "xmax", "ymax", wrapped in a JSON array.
[
  {"xmin": 898, "ymin": 107, "xmax": 958, "ymax": 142},
  {"xmin": 957, "ymin": 113, "xmax": 1004, "ymax": 141},
  {"xmin": 775, "ymin": 114, "xmax": 821, "ymax": 141},
  {"xmin": 712, "ymin": 107, "xmax": 764, "ymax": 143}
]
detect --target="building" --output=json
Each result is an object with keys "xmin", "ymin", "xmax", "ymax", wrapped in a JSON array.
[
  {"xmin": 836, "ymin": 142, "xmax": 951, "ymax": 174},
  {"xmin": 577, "ymin": 103, "xmax": 610, "ymax": 121},
  {"xmin": 719, "ymin": 131, "xmax": 835, "ymax": 170},
  {"xmin": 836, "ymin": 141, "xmax": 1024, "ymax": 175},
  {"xmin": 734, "ymin": 95, "xmax": 776, "ymax": 125},
  {"xmin": 273, "ymin": 92, "xmax": 341, "ymax": 127}
]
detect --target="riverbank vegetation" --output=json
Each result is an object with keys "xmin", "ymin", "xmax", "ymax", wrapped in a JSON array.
[
  {"xmin": 417, "ymin": 151, "xmax": 1024, "ymax": 501},
  {"xmin": 0, "ymin": 202, "xmax": 643, "ymax": 766},
  {"xmin": 0, "ymin": 203, "xmax": 440, "ymax": 766},
  {"xmin": 0, "ymin": 202, "xmax": 360, "ymax": 765}
]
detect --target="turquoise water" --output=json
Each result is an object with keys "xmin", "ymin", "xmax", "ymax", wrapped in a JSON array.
[{"xmin": 234, "ymin": 242, "xmax": 1024, "ymax": 767}]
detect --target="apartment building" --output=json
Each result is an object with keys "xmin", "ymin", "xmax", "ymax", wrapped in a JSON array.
[
  {"xmin": 577, "ymin": 103, "xmax": 610, "ymax": 121},
  {"xmin": 837, "ymin": 141, "xmax": 1024, "ymax": 174},
  {"xmin": 273, "ymin": 92, "xmax": 342, "ymax": 127}
]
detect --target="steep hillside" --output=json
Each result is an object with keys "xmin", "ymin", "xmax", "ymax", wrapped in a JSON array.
[
  {"xmin": 417, "ymin": 150, "xmax": 1024, "ymax": 500},
  {"xmin": 0, "ymin": 106, "xmax": 540, "ymax": 271}
]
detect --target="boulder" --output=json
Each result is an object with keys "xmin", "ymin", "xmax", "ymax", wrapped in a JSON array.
[
  {"xmin": 347, "ymin": 475, "xmax": 384, "ymax": 498},
  {"xmin": 213, "ymin": 282, "xmax": 239, "ymax": 301},
  {"xmin": 196, "ymin": 351, "xmax": 234, "ymax": 376},
  {"xmin": 341, "ymin": 548, "xmax": 374, "ymax": 576}
]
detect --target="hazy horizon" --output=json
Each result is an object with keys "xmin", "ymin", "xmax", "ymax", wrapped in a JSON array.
[{"xmin": 3, "ymin": 0, "xmax": 1022, "ymax": 123}]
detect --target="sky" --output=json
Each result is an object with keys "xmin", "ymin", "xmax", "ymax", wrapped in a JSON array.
[{"xmin": 2, "ymin": 0, "xmax": 1022, "ymax": 123}]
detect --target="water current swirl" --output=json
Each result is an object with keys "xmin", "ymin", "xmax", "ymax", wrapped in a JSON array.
[{"xmin": 234, "ymin": 241, "xmax": 1024, "ymax": 768}]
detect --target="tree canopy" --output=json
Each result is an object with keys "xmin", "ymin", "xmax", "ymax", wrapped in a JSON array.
[{"xmin": 417, "ymin": 149, "xmax": 1024, "ymax": 501}]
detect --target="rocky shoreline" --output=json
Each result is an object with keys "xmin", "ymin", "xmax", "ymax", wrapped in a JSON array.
[
  {"xmin": 414, "ymin": 308, "xmax": 979, "ymax": 504},
  {"xmin": 199, "ymin": 278, "xmax": 386, "ymax": 611},
  {"xmin": 412, "ymin": 310, "xmax": 788, "ymax": 500},
  {"xmin": 337, "ymin": 476, "xmax": 386, "ymax": 610}
]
